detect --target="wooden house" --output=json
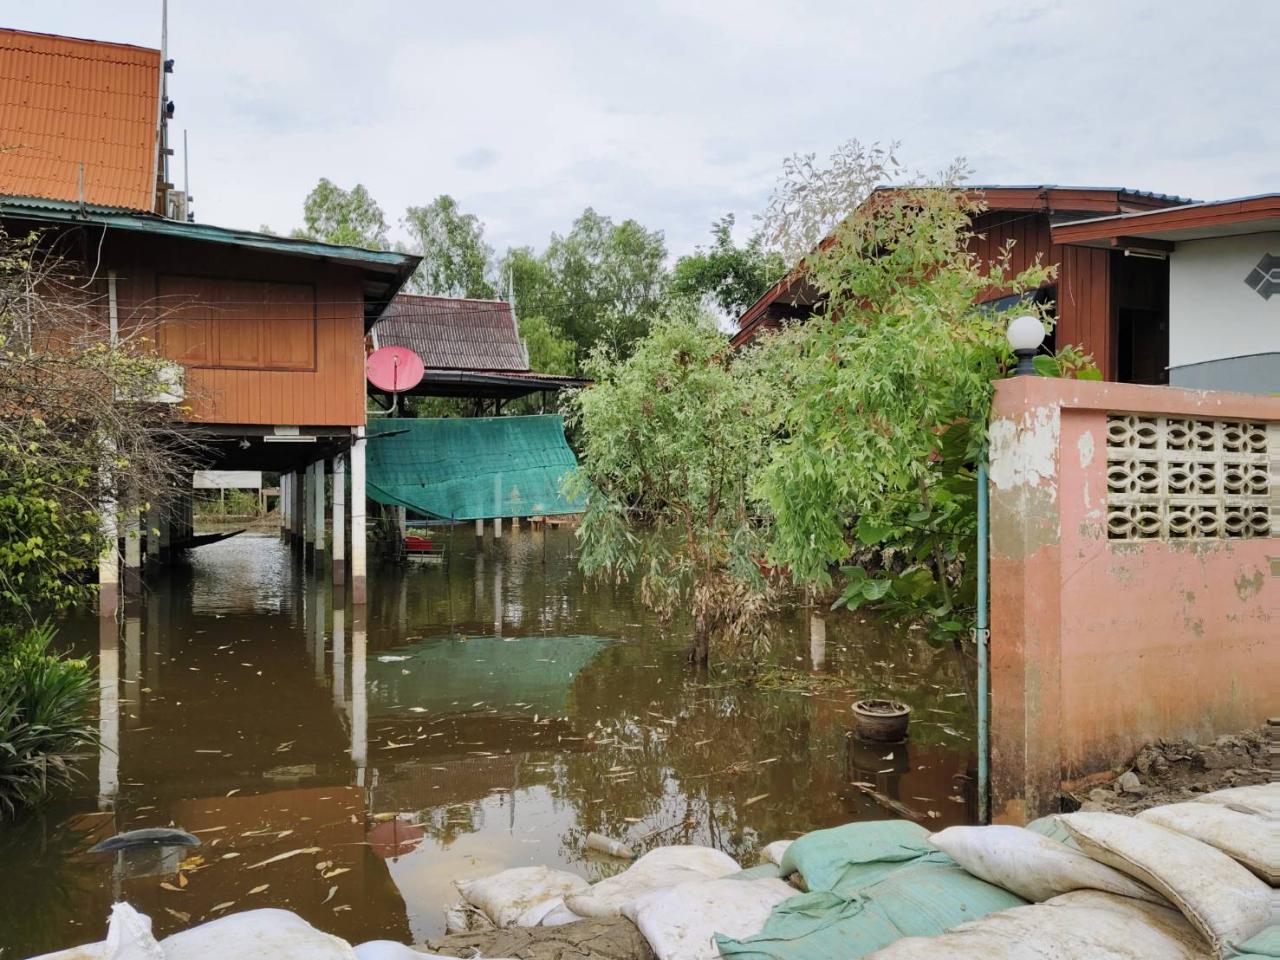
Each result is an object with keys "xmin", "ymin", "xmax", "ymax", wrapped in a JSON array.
[
  {"xmin": 0, "ymin": 27, "xmax": 419, "ymax": 611},
  {"xmin": 731, "ymin": 185, "xmax": 1191, "ymax": 383}
]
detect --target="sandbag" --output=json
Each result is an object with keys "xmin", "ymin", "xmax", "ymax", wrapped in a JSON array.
[
  {"xmin": 716, "ymin": 859, "xmax": 1025, "ymax": 960},
  {"xmin": 536, "ymin": 900, "xmax": 583, "ymax": 926},
  {"xmin": 160, "ymin": 908, "xmax": 356, "ymax": 960},
  {"xmin": 455, "ymin": 865, "xmax": 588, "ymax": 928},
  {"xmin": 443, "ymin": 900, "xmax": 493, "ymax": 934},
  {"xmin": 564, "ymin": 846, "xmax": 739, "ymax": 919},
  {"xmin": 29, "ymin": 904, "xmax": 163, "ymax": 960},
  {"xmin": 862, "ymin": 889, "xmax": 1210, "ymax": 959},
  {"xmin": 729, "ymin": 864, "xmax": 785, "ymax": 882},
  {"xmin": 760, "ymin": 840, "xmax": 792, "ymax": 866},
  {"xmin": 1061, "ymin": 811, "xmax": 1271, "ymax": 957},
  {"xmin": 1197, "ymin": 784, "xmax": 1280, "ymax": 819},
  {"xmin": 622, "ymin": 877, "xmax": 795, "ymax": 960},
  {"xmin": 929, "ymin": 824, "xmax": 1165, "ymax": 904},
  {"xmin": 352, "ymin": 943, "xmax": 462, "ymax": 960},
  {"xmin": 1227, "ymin": 925, "xmax": 1280, "ymax": 959},
  {"xmin": 1140, "ymin": 802, "xmax": 1278, "ymax": 884},
  {"xmin": 1024, "ymin": 813, "xmax": 1079, "ymax": 848},
  {"xmin": 776, "ymin": 820, "xmax": 940, "ymax": 896}
]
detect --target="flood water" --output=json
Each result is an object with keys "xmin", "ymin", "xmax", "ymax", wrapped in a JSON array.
[{"xmin": 0, "ymin": 527, "xmax": 976, "ymax": 957}]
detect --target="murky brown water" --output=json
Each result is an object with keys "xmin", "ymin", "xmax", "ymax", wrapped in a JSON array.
[{"xmin": 0, "ymin": 528, "xmax": 975, "ymax": 957}]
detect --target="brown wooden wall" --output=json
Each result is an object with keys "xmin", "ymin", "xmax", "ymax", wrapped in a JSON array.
[
  {"xmin": 107, "ymin": 234, "xmax": 368, "ymax": 427},
  {"xmin": 969, "ymin": 211, "xmax": 1055, "ymax": 284},
  {"xmin": 1056, "ymin": 247, "xmax": 1114, "ymax": 379}
]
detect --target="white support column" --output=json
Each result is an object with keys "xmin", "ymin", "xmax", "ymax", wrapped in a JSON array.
[
  {"xmin": 291, "ymin": 469, "xmax": 304, "ymax": 545},
  {"xmin": 123, "ymin": 500, "xmax": 142, "ymax": 598},
  {"xmin": 493, "ymin": 516, "xmax": 503, "ymax": 539},
  {"xmin": 280, "ymin": 473, "xmax": 291, "ymax": 539},
  {"xmin": 98, "ymin": 461, "xmax": 119, "ymax": 619},
  {"xmin": 332, "ymin": 453, "xmax": 346, "ymax": 586},
  {"xmin": 350, "ymin": 432, "xmax": 367, "ymax": 604},
  {"xmin": 475, "ymin": 518, "xmax": 484, "ymax": 539},
  {"xmin": 332, "ymin": 601, "xmax": 346, "ymax": 705},
  {"xmin": 351, "ymin": 607, "xmax": 367, "ymax": 785},
  {"xmin": 312, "ymin": 459, "xmax": 326, "ymax": 566},
  {"xmin": 97, "ymin": 618, "xmax": 119, "ymax": 808},
  {"xmin": 302, "ymin": 462, "xmax": 314, "ymax": 558}
]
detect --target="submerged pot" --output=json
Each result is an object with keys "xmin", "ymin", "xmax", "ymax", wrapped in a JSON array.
[{"xmin": 852, "ymin": 699, "xmax": 911, "ymax": 742}]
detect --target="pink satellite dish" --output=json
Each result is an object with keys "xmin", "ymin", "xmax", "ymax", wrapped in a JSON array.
[{"xmin": 366, "ymin": 346, "xmax": 425, "ymax": 393}]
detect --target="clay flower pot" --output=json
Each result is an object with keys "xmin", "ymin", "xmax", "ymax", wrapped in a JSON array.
[{"xmin": 852, "ymin": 699, "xmax": 911, "ymax": 742}]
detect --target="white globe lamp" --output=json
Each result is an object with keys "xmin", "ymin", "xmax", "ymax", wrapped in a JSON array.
[{"xmin": 1007, "ymin": 314, "xmax": 1046, "ymax": 376}]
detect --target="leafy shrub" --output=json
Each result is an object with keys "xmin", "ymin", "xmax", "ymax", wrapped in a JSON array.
[{"xmin": 0, "ymin": 624, "xmax": 97, "ymax": 819}]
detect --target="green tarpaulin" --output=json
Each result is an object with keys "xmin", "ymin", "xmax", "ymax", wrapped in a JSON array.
[{"xmin": 367, "ymin": 415, "xmax": 585, "ymax": 521}]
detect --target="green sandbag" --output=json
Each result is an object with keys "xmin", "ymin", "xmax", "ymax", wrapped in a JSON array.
[
  {"xmin": 1025, "ymin": 814, "xmax": 1080, "ymax": 849},
  {"xmin": 716, "ymin": 860, "xmax": 1027, "ymax": 960},
  {"xmin": 1230, "ymin": 926, "xmax": 1280, "ymax": 959},
  {"xmin": 777, "ymin": 820, "xmax": 941, "ymax": 896}
]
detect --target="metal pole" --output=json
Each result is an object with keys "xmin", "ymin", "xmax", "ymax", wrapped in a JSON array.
[{"xmin": 976, "ymin": 461, "xmax": 991, "ymax": 824}]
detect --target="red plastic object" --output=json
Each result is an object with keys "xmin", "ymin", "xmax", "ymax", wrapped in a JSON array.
[
  {"xmin": 366, "ymin": 346, "xmax": 425, "ymax": 393},
  {"xmin": 403, "ymin": 535, "xmax": 436, "ymax": 554}
]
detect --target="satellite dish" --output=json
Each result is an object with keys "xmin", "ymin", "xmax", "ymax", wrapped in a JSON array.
[{"xmin": 366, "ymin": 346, "xmax": 425, "ymax": 394}]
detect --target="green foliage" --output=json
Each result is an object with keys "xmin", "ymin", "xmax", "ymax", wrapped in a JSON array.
[
  {"xmin": 292, "ymin": 178, "xmax": 389, "ymax": 249},
  {"xmin": 518, "ymin": 314, "xmax": 577, "ymax": 377},
  {"xmin": 1033, "ymin": 343, "xmax": 1103, "ymax": 380},
  {"xmin": 755, "ymin": 185, "xmax": 1053, "ymax": 639},
  {"xmin": 0, "ymin": 439, "xmax": 102, "ymax": 616},
  {"xmin": 0, "ymin": 623, "xmax": 96, "ymax": 819},
  {"xmin": 671, "ymin": 214, "xmax": 786, "ymax": 316},
  {"xmin": 504, "ymin": 208, "xmax": 669, "ymax": 363},
  {"xmin": 401, "ymin": 194, "xmax": 497, "ymax": 299},
  {"xmin": 568, "ymin": 304, "xmax": 774, "ymax": 664}
]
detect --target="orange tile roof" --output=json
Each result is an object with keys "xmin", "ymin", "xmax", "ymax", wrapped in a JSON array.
[{"xmin": 0, "ymin": 28, "xmax": 160, "ymax": 212}]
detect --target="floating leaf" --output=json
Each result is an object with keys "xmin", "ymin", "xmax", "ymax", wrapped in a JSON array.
[
  {"xmin": 248, "ymin": 884, "xmax": 269, "ymax": 894},
  {"xmin": 246, "ymin": 847, "xmax": 321, "ymax": 869},
  {"xmin": 164, "ymin": 908, "xmax": 190, "ymax": 923},
  {"xmin": 209, "ymin": 901, "xmax": 235, "ymax": 913},
  {"xmin": 322, "ymin": 867, "xmax": 351, "ymax": 879},
  {"xmin": 160, "ymin": 882, "xmax": 183, "ymax": 892},
  {"xmin": 322, "ymin": 885, "xmax": 338, "ymax": 904},
  {"xmin": 743, "ymin": 793, "xmax": 769, "ymax": 807}
]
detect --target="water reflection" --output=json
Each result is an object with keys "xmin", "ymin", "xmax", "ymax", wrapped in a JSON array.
[{"xmin": 0, "ymin": 529, "xmax": 976, "ymax": 957}]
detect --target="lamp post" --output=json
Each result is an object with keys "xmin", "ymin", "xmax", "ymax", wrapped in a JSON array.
[{"xmin": 1006, "ymin": 314, "xmax": 1047, "ymax": 376}]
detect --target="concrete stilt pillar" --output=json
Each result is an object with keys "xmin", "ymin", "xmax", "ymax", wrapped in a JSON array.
[
  {"xmin": 280, "ymin": 473, "xmax": 291, "ymax": 540},
  {"xmin": 123, "ymin": 501, "xmax": 142, "ymax": 597},
  {"xmin": 312, "ymin": 459, "xmax": 326, "ymax": 568},
  {"xmin": 145, "ymin": 501, "xmax": 161, "ymax": 565},
  {"xmin": 475, "ymin": 518, "xmax": 484, "ymax": 540},
  {"xmin": 302, "ymin": 462, "xmax": 314, "ymax": 562},
  {"xmin": 511, "ymin": 515, "xmax": 520, "ymax": 532},
  {"xmin": 291, "ymin": 469, "xmax": 304, "ymax": 547},
  {"xmin": 493, "ymin": 516, "xmax": 502, "ymax": 539},
  {"xmin": 351, "ymin": 607, "xmax": 367, "ymax": 785},
  {"xmin": 332, "ymin": 453, "xmax": 346, "ymax": 586},
  {"xmin": 332, "ymin": 601, "xmax": 346, "ymax": 705},
  {"xmin": 350, "ymin": 433, "xmax": 367, "ymax": 604},
  {"xmin": 98, "ymin": 464, "xmax": 119, "ymax": 619}
]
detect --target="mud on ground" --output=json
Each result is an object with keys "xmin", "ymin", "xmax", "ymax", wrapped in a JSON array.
[{"xmin": 1067, "ymin": 727, "xmax": 1273, "ymax": 815}]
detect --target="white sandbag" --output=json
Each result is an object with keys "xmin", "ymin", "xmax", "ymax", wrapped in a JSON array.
[
  {"xmin": 160, "ymin": 908, "xmax": 356, "ymax": 960},
  {"xmin": 1061, "ymin": 811, "xmax": 1271, "ymax": 957},
  {"xmin": 565, "ymin": 846, "xmax": 740, "ymax": 919},
  {"xmin": 759, "ymin": 840, "xmax": 791, "ymax": 866},
  {"xmin": 864, "ymin": 889, "xmax": 1210, "ymax": 959},
  {"xmin": 512, "ymin": 896, "xmax": 572, "ymax": 928},
  {"xmin": 29, "ymin": 903, "xmax": 164, "ymax": 960},
  {"xmin": 621, "ymin": 877, "xmax": 795, "ymax": 960},
  {"xmin": 442, "ymin": 901, "xmax": 493, "ymax": 935},
  {"xmin": 1195, "ymin": 783, "xmax": 1280, "ymax": 818},
  {"xmin": 1140, "ymin": 801, "xmax": 1278, "ymax": 884},
  {"xmin": 536, "ymin": 901, "xmax": 583, "ymax": 926},
  {"xmin": 929, "ymin": 824, "xmax": 1165, "ymax": 904},
  {"xmin": 353, "ymin": 943, "xmax": 462, "ymax": 960},
  {"xmin": 455, "ymin": 866, "xmax": 589, "ymax": 929}
]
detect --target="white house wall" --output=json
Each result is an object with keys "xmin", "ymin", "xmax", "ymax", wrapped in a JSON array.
[{"xmin": 1168, "ymin": 232, "xmax": 1280, "ymax": 394}]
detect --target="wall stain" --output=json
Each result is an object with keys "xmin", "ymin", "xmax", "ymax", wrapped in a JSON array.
[{"xmin": 1234, "ymin": 569, "xmax": 1264, "ymax": 601}]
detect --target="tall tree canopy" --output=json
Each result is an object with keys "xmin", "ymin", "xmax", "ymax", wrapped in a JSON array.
[
  {"xmin": 401, "ymin": 195, "xmax": 496, "ymax": 299},
  {"xmin": 506, "ymin": 209, "xmax": 668, "ymax": 361},
  {"xmin": 671, "ymin": 214, "xmax": 786, "ymax": 317},
  {"xmin": 292, "ymin": 179, "xmax": 389, "ymax": 249}
]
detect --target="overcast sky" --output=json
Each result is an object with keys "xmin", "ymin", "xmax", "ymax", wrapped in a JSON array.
[{"xmin": 10, "ymin": 1, "xmax": 1278, "ymax": 259}]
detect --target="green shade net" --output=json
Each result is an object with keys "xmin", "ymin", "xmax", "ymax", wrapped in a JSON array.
[{"xmin": 367, "ymin": 415, "xmax": 584, "ymax": 521}]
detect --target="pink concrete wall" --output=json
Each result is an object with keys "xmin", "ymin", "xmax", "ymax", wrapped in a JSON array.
[{"xmin": 988, "ymin": 378, "xmax": 1278, "ymax": 823}]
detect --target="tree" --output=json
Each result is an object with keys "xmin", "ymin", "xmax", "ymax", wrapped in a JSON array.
[
  {"xmin": 518, "ymin": 314, "xmax": 576, "ymax": 376},
  {"xmin": 568, "ymin": 304, "xmax": 774, "ymax": 666},
  {"xmin": 507, "ymin": 209, "xmax": 669, "ymax": 362},
  {"xmin": 0, "ymin": 227, "xmax": 197, "ymax": 813},
  {"xmin": 292, "ymin": 178, "xmax": 389, "ymax": 249},
  {"xmin": 755, "ymin": 182, "xmax": 1053, "ymax": 643},
  {"xmin": 401, "ymin": 195, "xmax": 496, "ymax": 299},
  {"xmin": 671, "ymin": 215, "xmax": 786, "ymax": 317}
]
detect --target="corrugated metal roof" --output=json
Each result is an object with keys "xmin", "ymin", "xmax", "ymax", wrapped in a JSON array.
[
  {"xmin": 375, "ymin": 295, "xmax": 529, "ymax": 371},
  {"xmin": 0, "ymin": 28, "xmax": 161, "ymax": 212}
]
